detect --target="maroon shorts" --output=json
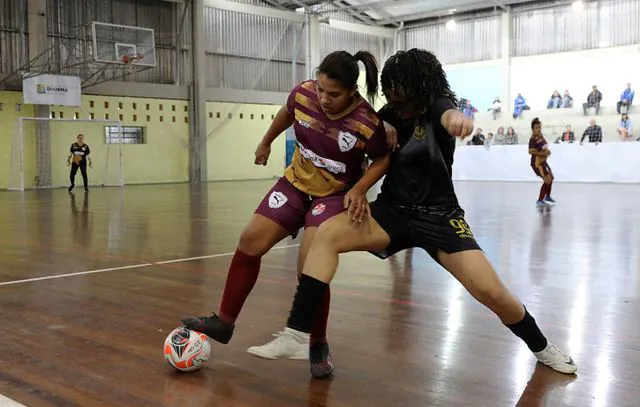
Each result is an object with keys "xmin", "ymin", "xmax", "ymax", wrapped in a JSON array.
[
  {"xmin": 531, "ymin": 162, "xmax": 551, "ymax": 177},
  {"xmin": 254, "ymin": 177, "xmax": 347, "ymax": 237}
]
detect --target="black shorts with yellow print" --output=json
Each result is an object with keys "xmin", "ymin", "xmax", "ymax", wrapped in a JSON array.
[{"xmin": 369, "ymin": 200, "xmax": 481, "ymax": 263}]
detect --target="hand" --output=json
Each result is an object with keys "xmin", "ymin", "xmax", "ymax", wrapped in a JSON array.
[
  {"xmin": 343, "ymin": 186, "xmax": 369, "ymax": 224},
  {"xmin": 88, "ymin": 159, "xmax": 93, "ymax": 168},
  {"xmin": 66, "ymin": 161, "xmax": 70, "ymax": 167},
  {"xmin": 383, "ymin": 121, "xmax": 399, "ymax": 151},
  {"xmin": 254, "ymin": 141, "xmax": 271, "ymax": 166},
  {"xmin": 441, "ymin": 109, "xmax": 474, "ymax": 140}
]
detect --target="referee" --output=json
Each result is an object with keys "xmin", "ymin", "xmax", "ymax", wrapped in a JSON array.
[{"xmin": 67, "ymin": 134, "xmax": 92, "ymax": 192}]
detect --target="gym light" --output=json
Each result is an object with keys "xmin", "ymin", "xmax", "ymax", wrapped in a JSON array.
[{"xmin": 445, "ymin": 19, "xmax": 457, "ymax": 30}]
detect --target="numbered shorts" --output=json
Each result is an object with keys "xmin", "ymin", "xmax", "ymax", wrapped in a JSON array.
[
  {"xmin": 368, "ymin": 200, "xmax": 481, "ymax": 263},
  {"xmin": 255, "ymin": 177, "xmax": 347, "ymax": 238},
  {"xmin": 531, "ymin": 162, "xmax": 552, "ymax": 177}
]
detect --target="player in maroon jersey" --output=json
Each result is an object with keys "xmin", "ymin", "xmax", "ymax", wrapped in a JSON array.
[
  {"xmin": 181, "ymin": 50, "xmax": 391, "ymax": 377},
  {"xmin": 528, "ymin": 117, "xmax": 555, "ymax": 207}
]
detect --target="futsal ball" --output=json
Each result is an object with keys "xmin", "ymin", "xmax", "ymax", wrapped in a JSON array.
[{"xmin": 163, "ymin": 327, "xmax": 211, "ymax": 372}]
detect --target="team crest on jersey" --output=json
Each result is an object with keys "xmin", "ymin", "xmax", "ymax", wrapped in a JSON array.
[
  {"xmin": 337, "ymin": 131, "xmax": 358, "ymax": 152},
  {"xmin": 312, "ymin": 203, "xmax": 326, "ymax": 216},
  {"xmin": 413, "ymin": 126, "xmax": 426, "ymax": 140},
  {"xmin": 268, "ymin": 191, "xmax": 288, "ymax": 209}
]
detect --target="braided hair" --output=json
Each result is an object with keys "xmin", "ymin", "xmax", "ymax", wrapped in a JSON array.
[{"xmin": 381, "ymin": 48, "xmax": 456, "ymax": 112}]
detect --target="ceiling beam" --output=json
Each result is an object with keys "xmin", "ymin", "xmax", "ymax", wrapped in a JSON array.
[
  {"xmin": 203, "ymin": 0, "xmax": 305, "ymax": 21},
  {"xmin": 375, "ymin": 0, "xmax": 534, "ymax": 25},
  {"xmin": 319, "ymin": 0, "xmax": 417, "ymax": 15},
  {"xmin": 323, "ymin": 17, "xmax": 396, "ymax": 37},
  {"xmin": 329, "ymin": 0, "xmax": 379, "ymax": 25}
]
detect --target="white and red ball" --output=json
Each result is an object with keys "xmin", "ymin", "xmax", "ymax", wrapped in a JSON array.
[{"xmin": 163, "ymin": 327, "xmax": 211, "ymax": 372}]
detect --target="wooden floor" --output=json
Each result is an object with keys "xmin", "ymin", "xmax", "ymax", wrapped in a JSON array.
[{"xmin": 1, "ymin": 180, "xmax": 639, "ymax": 407}]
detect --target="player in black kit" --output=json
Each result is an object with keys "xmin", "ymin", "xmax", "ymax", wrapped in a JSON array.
[
  {"xmin": 67, "ymin": 134, "xmax": 92, "ymax": 192},
  {"xmin": 259, "ymin": 49, "xmax": 577, "ymax": 378}
]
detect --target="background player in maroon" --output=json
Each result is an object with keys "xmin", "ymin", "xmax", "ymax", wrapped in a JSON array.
[
  {"xmin": 181, "ymin": 50, "xmax": 390, "ymax": 378},
  {"xmin": 528, "ymin": 117, "xmax": 555, "ymax": 207}
]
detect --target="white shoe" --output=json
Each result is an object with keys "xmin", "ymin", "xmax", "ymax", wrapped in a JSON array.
[
  {"xmin": 533, "ymin": 342, "xmax": 578, "ymax": 374},
  {"xmin": 247, "ymin": 327, "xmax": 309, "ymax": 360}
]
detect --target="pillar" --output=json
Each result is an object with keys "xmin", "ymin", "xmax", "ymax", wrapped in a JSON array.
[
  {"xmin": 28, "ymin": 0, "xmax": 51, "ymax": 188},
  {"xmin": 190, "ymin": 0, "xmax": 207, "ymax": 183},
  {"xmin": 305, "ymin": 13, "xmax": 321, "ymax": 79},
  {"xmin": 501, "ymin": 8, "xmax": 513, "ymax": 114}
]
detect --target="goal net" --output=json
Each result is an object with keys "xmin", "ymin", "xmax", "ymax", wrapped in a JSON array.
[{"xmin": 8, "ymin": 118, "xmax": 124, "ymax": 191}]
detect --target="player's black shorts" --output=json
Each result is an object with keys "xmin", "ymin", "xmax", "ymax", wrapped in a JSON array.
[{"xmin": 369, "ymin": 199, "xmax": 481, "ymax": 263}]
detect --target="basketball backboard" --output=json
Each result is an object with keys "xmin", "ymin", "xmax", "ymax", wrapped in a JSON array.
[{"xmin": 92, "ymin": 22, "xmax": 156, "ymax": 67}]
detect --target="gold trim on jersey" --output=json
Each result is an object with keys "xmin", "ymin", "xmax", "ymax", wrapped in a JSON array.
[
  {"xmin": 413, "ymin": 126, "xmax": 426, "ymax": 140},
  {"xmin": 344, "ymin": 118, "xmax": 375, "ymax": 139},
  {"xmin": 283, "ymin": 147, "xmax": 346, "ymax": 197},
  {"xmin": 294, "ymin": 92, "xmax": 320, "ymax": 113},
  {"xmin": 294, "ymin": 109, "xmax": 326, "ymax": 133},
  {"xmin": 325, "ymin": 95, "xmax": 364, "ymax": 121}
]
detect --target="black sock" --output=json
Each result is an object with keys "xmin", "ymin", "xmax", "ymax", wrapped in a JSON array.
[
  {"xmin": 506, "ymin": 307, "xmax": 548, "ymax": 353},
  {"xmin": 287, "ymin": 274, "xmax": 329, "ymax": 333}
]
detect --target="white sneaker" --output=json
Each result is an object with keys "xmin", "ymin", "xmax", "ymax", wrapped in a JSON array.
[
  {"xmin": 247, "ymin": 327, "xmax": 309, "ymax": 360},
  {"xmin": 533, "ymin": 342, "xmax": 578, "ymax": 374}
]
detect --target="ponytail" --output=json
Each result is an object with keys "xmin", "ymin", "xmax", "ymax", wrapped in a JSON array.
[{"xmin": 353, "ymin": 50, "xmax": 379, "ymax": 104}]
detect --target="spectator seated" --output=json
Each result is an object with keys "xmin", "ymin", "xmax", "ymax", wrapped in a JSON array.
[{"xmin": 467, "ymin": 103, "xmax": 632, "ymax": 145}]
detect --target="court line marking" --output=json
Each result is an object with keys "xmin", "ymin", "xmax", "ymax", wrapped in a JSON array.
[
  {"xmin": 0, "ymin": 244, "xmax": 300, "ymax": 288},
  {"xmin": 0, "ymin": 394, "xmax": 26, "ymax": 407}
]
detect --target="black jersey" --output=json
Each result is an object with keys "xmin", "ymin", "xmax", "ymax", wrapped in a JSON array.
[
  {"xmin": 376, "ymin": 106, "xmax": 459, "ymax": 211},
  {"xmin": 70, "ymin": 142, "xmax": 90, "ymax": 164}
]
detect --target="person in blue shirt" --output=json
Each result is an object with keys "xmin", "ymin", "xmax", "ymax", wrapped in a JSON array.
[
  {"xmin": 513, "ymin": 93, "xmax": 527, "ymax": 118},
  {"xmin": 618, "ymin": 83, "xmax": 634, "ymax": 114},
  {"xmin": 617, "ymin": 113, "xmax": 634, "ymax": 140}
]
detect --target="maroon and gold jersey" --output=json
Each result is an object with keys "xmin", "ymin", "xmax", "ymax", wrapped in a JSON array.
[
  {"xmin": 283, "ymin": 80, "xmax": 388, "ymax": 197},
  {"xmin": 528, "ymin": 134, "xmax": 548, "ymax": 166}
]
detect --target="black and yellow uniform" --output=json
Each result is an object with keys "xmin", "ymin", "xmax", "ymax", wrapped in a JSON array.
[
  {"xmin": 369, "ymin": 103, "xmax": 481, "ymax": 262},
  {"xmin": 69, "ymin": 142, "xmax": 90, "ymax": 191}
]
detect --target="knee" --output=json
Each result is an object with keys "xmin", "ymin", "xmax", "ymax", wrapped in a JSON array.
[
  {"xmin": 315, "ymin": 220, "xmax": 345, "ymax": 252},
  {"xmin": 478, "ymin": 284, "xmax": 514, "ymax": 310},
  {"xmin": 238, "ymin": 226, "xmax": 272, "ymax": 257}
]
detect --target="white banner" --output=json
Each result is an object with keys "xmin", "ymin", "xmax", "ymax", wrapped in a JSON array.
[{"xmin": 22, "ymin": 74, "xmax": 82, "ymax": 106}]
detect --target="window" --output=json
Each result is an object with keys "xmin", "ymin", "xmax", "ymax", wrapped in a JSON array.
[{"xmin": 104, "ymin": 126, "xmax": 145, "ymax": 144}]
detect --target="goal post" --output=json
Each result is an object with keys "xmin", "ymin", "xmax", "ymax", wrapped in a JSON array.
[{"xmin": 8, "ymin": 117, "xmax": 124, "ymax": 191}]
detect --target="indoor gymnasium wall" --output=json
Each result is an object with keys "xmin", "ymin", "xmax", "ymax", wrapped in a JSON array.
[
  {"xmin": 0, "ymin": 92, "xmax": 190, "ymax": 189},
  {"xmin": 0, "ymin": 92, "xmax": 36, "ymax": 190},
  {"xmin": 509, "ymin": 44, "xmax": 640, "ymax": 110},
  {"xmin": 444, "ymin": 61, "xmax": 504, "ymax": 112},
  {"xmin": 51, "ymin": 95, "xmax": 190, "ymax": 185},
  {"xmin": 206, "ymin": 102, "xmax": 285, "ymax": 181}
]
